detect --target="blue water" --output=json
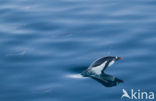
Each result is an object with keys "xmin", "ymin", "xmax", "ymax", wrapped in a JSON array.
[{"xmin": 0, "ymin": 0, "xmax": 156, "ymax": 101}]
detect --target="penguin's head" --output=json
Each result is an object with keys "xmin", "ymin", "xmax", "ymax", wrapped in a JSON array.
[
  {"xmin": 115, "ymin": 56, "xmax": 123, "ymax": 61},
  {"xmin": 104, "ymin": 56, "xmax": 123, "ymax": 61}
]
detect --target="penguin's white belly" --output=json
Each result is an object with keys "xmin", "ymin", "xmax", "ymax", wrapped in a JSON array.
[{"xmin": 91, "ymin": 61, "xmax": 107, "ymax": 75}]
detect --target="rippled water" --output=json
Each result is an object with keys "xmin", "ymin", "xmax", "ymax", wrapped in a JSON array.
[{"xmin": 0, "ymin": 0, "xmax": 156, "ymax": 101}]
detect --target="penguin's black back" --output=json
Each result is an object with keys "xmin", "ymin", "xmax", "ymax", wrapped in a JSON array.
[{"xmin": 90, "ymin": 56, "xmax": 114, "ymax": 67}]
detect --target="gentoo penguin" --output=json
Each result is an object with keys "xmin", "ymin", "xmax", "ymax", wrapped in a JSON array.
[
  {"xmin": 81, "ymin": 56, "xmax": 122, "ymax": 76},
  {"xmin": 81, "ymin": 56, "xmax": 123, "ymax": 87}
]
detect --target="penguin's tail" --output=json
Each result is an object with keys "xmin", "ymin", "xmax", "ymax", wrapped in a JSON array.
[
  {"xmin": 81, "ymin": 70, "xmax": 94, "ymax": 77},
  {"xmin": 81, "ymin": 70, "xmax": 89, "ymax": 77}
]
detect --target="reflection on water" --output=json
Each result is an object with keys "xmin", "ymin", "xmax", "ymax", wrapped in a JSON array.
[
  {"xmin": 81, "ymin": 69, "xmax": 123, "ymax": 87},
  {"xmin": 90, "ymin": 73, "xmax": 123, "ymax": 87}
]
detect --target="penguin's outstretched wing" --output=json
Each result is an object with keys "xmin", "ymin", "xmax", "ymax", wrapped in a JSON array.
[{"xmin": 101, "ymin": 61, "xmax": 110, "ymax": 73}]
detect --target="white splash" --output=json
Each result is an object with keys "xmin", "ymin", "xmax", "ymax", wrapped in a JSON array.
[{"xmin": 66, "ymin": 74, "xmax": 85, "ymax": 79}]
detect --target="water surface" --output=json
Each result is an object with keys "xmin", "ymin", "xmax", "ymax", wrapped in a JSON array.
[{"xmin": 0, "ymin": 0, "xmax": 156, "ymax": 101}]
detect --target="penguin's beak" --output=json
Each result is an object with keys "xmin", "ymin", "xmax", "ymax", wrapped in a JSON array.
[{"xmin": 117, "ymin": 57, "xmax": 123, "ymax": 60}]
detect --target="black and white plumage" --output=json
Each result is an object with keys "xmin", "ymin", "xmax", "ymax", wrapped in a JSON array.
[
  {"xmin": 81, "ymin": 56, "xmax": 122, "ymax": 76},
  {"xmin": 81, "ymin": 56, "xmax": 123, "ymax": 87}
]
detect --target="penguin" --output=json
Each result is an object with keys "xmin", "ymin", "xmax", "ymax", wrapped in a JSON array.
[
  {"xmin": 81, "ymin": 56, "xmax": 123, "ymax": 76},
  {"xmin": 81, "ymin": 56, "xmax": 123, "ymax": 87}
]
